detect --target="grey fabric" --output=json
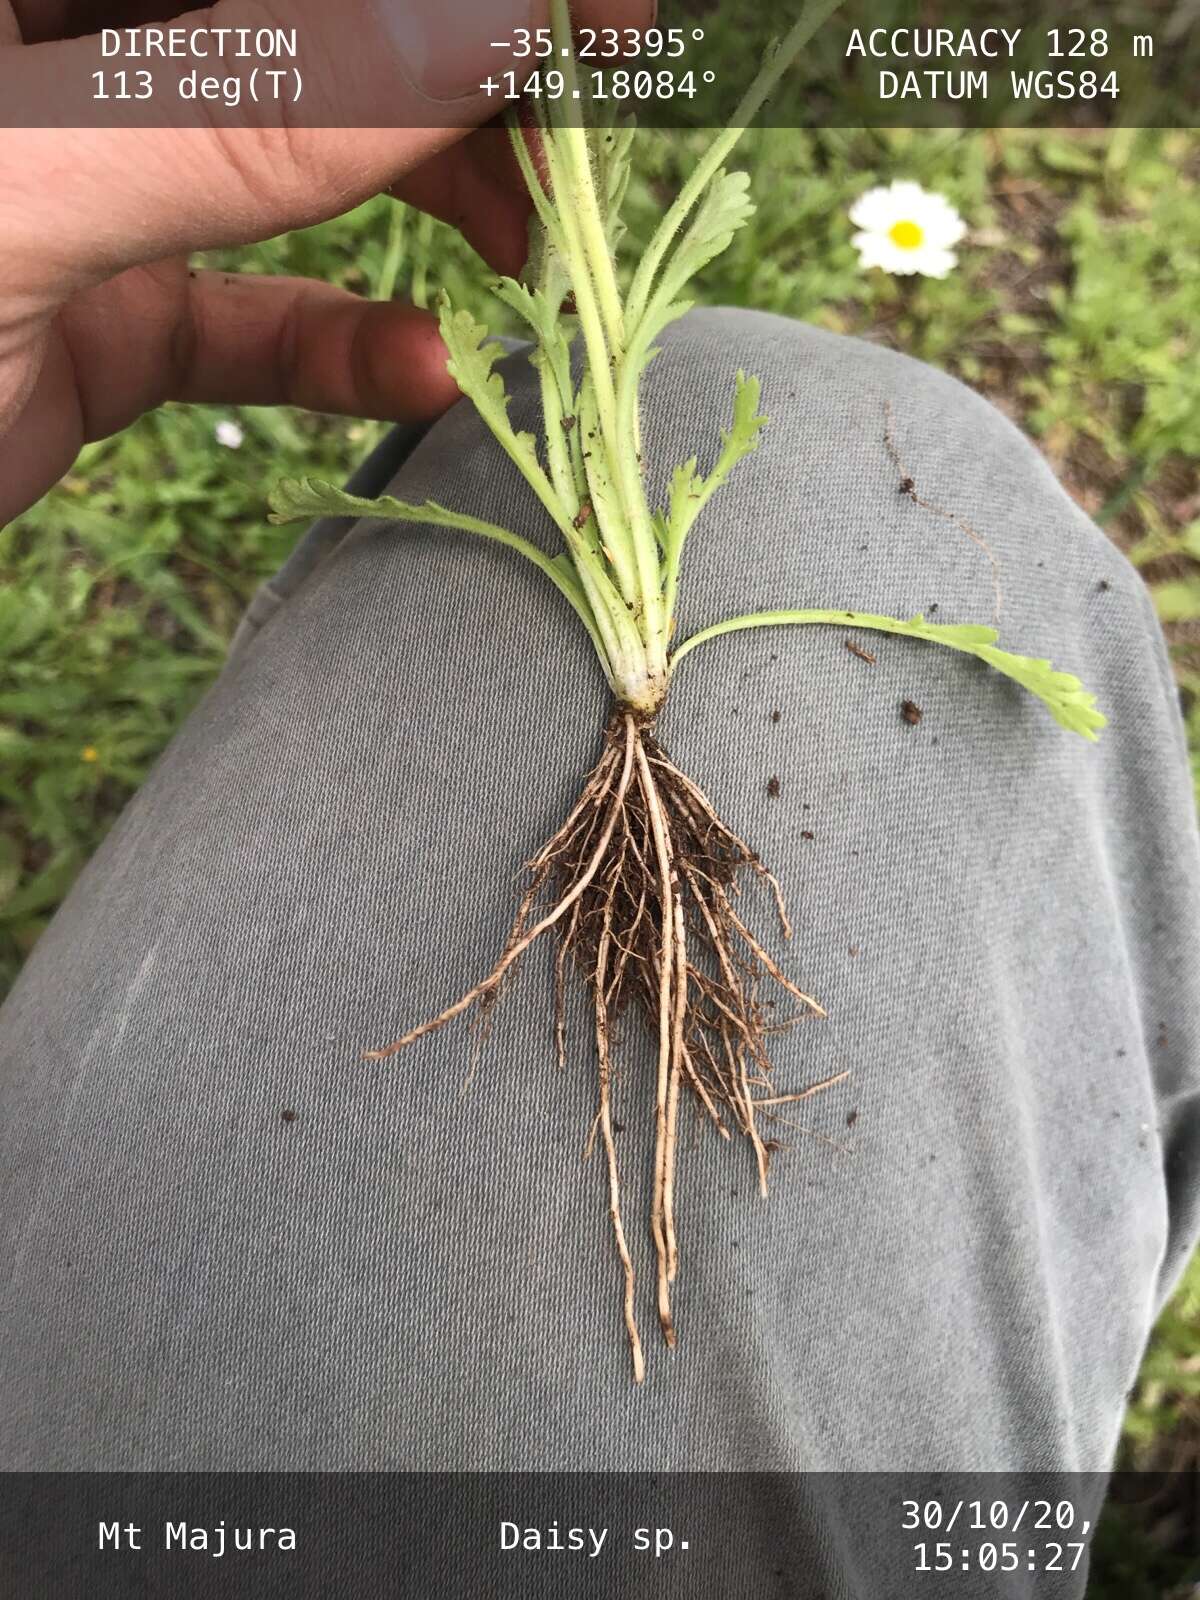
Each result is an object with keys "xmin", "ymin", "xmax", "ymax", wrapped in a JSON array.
[
  {"xmin": 1, "ymin": 308, "xmax": 1197, "ymax": 1476},
  {"xmin": 227, "ymin": 419, "xmax": 428, "ymax": 659}
]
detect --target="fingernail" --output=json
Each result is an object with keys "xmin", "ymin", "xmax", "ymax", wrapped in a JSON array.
[{"xmin": 380, "ymin": 0, "xmax": 536, "ymax": 103}]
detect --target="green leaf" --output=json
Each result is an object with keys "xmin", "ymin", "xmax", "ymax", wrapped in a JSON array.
[
  {"xmin": 1154, "ymin": 578, "xmax": 1200, "ymax": 624},
  {"xmin": 671, "ymin": 609, "xmax": 1108, "ymax": 742},
  {"xmin": 435, "ymin": 297, "xmax": 604, "ymax": 564},
  {"xmin": 267, "ymin": 475, "xmax": 606, "ymax": 641},
  {"xmin": 577, "ymin": 379, "xmax": 633, "ymax": 585},
  {"xmin": 0, "ymin": 585, "xmax": 54, "ymax": 657},
  {"xmin": 624, "ymin": 0, "xmax": 844, "ymax": 335},
  {"xmin": 662, "ymin": 372, "xmax": 769, "ymax": 618},
  {"xmin": 492, "ymin": 278, "xmax": 559, "ymax": 348},
  {"xmin": 438, "ymin": 303, "xmax": 545, "ymax": 486},
  {"xmin": 492, "ymin": 276, "xmax": 582, "ymax": 505},
  {"xmin": 593, "ymin": 117, "xmax": 636, "ymax": 251},
  {"xmin": 668, "ymin": 372, "xmax": 767, "ymax": 535},
  {"xmin": 0, "ymin": 850, "xmax": 82, "ymax": 924},
  {"xmin": 660, "ymin": 170, "xmax": 756, "ymax": 308}
]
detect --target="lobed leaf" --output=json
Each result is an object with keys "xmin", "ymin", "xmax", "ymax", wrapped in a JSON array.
[
  {"xmin": 671, "ymin": 608, "xmax": 1108, "ymax": 742},
  {"xmin": 266, "ymin": 476, "xmax": 617, "ymax": 661},
  {"xmin": 664, "ymin": 372, "xmax": 769, "ymax": 563},
  {"xmin": 438, "ymin": 303, "xmax": 543, "ymax": 482}
]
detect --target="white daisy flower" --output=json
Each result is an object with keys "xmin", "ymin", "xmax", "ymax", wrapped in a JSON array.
[
  {"xmin": 215, "ymin": 419, "xmax": 245, "ymax": 449},
  {"xmin": 849, "ymin": 180, "xmax": 966, "ymax": 279}
]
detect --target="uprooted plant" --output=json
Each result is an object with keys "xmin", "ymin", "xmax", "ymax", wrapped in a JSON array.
[{"xmin": 269, "ymin": 2, "xmax": 1106, "ymax": 1381}]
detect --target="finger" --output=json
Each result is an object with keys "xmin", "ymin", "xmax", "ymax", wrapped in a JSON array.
[
  {"xmin": 57, "ymin": 265, "xmax": 461, "ymax": 435},
  {"xmin": 10, "ymin": 2, "xmax": 186, "ymax": 42},
  {"xmin": 3, "ymin": 0, "xmax": 656, "ymax": 302},
  {"xmin": 12, "ymin": 0, "xmax": 655, "ymax": 45},
  {"xmin": 174, "ymin": 271, "xmax": 462, "ymax": 419},
  {"xmin": 390, "ymin": 128, "xmax": 532, "ymax": 278},
  {"xmin": 0, "ymin": 262, "xmax": 465, "ymax": 523}
]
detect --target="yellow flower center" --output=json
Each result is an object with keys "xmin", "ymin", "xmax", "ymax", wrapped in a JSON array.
[
  {"xmin": 888, "ymin": 219, "xmax": 924, "ymax": 250},
  {"xmin": 81, "ymin": 746, "xmax": 99, "ymax": 763}
]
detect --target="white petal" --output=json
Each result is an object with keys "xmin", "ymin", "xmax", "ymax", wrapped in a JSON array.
[
  {"xmin": 851, "ymin": 231, "xmax": 893, "ymax": 267},
  {"xmin": 914, "ymin": 199, "xmax": 967, "ymax": 246},
  {"xmin": 913, "ymin": 247, "xmax": 958, "ymax": 278},
  {"xmin": 848, "ymin": 185, "xmax": 898, "ymax": 231},
  {"xmin": 887, "ymin": 179, "xmax": 929, "ymax": 210},
  {"xmin": 215, "ymin": 420, "xmax": 245, "ymax": 449}
]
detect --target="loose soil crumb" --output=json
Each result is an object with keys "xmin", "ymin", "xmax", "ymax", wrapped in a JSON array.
[
  {"xmin": 846, "ymin": 1109, "xmax": 859, "ymax": 1128},
  {"xmin": 801, "ymin": 830, "xmax": 815, "ymax": 840},
  {"xmin": 770, "ymin": 709, "xmax": 781, "ymax": 723},
  {"xmin": 281, "ymin": 1109, "xmax": 298, "ymax": 1123},
  {"xmin": 849, "ymin": 945, "xmax": 860, "ymax": 957},
  {"xmin": 901, "ymin": 700, "xmax": 923, "ymax": 725},
  {"xmin": 766, "ymin": 776, "xmax": 781, "ymax": 798}
]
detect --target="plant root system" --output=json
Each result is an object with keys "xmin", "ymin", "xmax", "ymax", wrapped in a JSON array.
[{"xmin": 366, "ymin": 708, "xmax": 835, "ymax": 1381}]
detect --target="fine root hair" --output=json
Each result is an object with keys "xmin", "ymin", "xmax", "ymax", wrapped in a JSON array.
[{"xmin": 366, "ymin": 708, "xmax": 837, "ymax": 1380}]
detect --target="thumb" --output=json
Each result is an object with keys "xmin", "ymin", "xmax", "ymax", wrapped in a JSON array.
[{"xmin": 1, "ymin": 0, "xmax": 549, "ymax": 300}]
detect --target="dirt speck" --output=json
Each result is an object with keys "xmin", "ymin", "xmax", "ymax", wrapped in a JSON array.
[
  {"xmin": 801, "ymin": 830, "xmax": 815, "ymax": 840},
  {"xmin": 846, "ymin": 1108, "xmax": 859, "ymax": 1128},
  {"xmin": 848, "ymin": 945, "xmax": 860, "ymax": 957},
  {"xmin": 766, "ymin": 776, "xmax": 781, "ymax": 798},
  {"xmin": 281, "ymin": 1109, "xmax": 298, "ymax": 1124},
  {"xmin": 612, "ymin": 1120, "xmax": 626, "ymax": 1134},
  {"xmin": 901, "ymin": 699, "xmax": 923, "ymax": 726},
  {"xmin": 845, "ymin": 638, "xmax": 877, "ymax": 665},
  {"xmin": 1157, "ymin": 1023, "xmax": 1169, "ymax": 1049},
  {"xmin": 1098, "ymin": 578, "xmax": 1111, "ymax": 592},
  {"xmin": 770, "ymin": 709, "xmax": 781, "ymax": 723}
]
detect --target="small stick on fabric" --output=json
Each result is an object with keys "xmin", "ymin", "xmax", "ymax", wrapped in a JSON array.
[
  {"xmin": 845, "ymin": 638, "xmax": 877, "ymax": 665},
  {"xmin": 883, "ymin": 399, "xmax": 1004, "ymax": 624}
]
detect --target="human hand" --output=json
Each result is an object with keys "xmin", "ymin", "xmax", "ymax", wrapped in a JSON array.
[{"xmin": 0, "ymin": 0, "xmax": 651, "ymax": 526}]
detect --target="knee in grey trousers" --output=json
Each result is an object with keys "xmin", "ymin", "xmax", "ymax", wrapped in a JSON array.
[{"xmin": 1, "ymin": 308, "xmax": 1198, "ymax": 1474}]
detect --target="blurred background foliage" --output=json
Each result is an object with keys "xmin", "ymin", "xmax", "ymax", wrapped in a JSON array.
[{"xmin": 1, "ymin": 125, "xmax": 1198, "ymax": 1583}]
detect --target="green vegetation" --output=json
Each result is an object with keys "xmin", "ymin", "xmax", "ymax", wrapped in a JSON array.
[{"xmin": 1, "ymin": 122, "xmax": 1197, "ymax": 1461}]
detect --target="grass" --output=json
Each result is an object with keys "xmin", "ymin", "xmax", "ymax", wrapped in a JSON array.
[{"xmin": 2, "ymin": 127, "xmax": 1197, "ymax": 1500}]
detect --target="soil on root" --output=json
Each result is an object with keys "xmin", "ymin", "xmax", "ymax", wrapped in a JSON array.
[{"xmin": 366, "ymin": 707, "xmax": 838, "ymax": 1381}]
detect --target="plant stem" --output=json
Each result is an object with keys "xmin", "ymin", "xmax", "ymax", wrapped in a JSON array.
[{"xmin": 626, "ymin": 0, "xmax": 844, "ymax": 333}]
